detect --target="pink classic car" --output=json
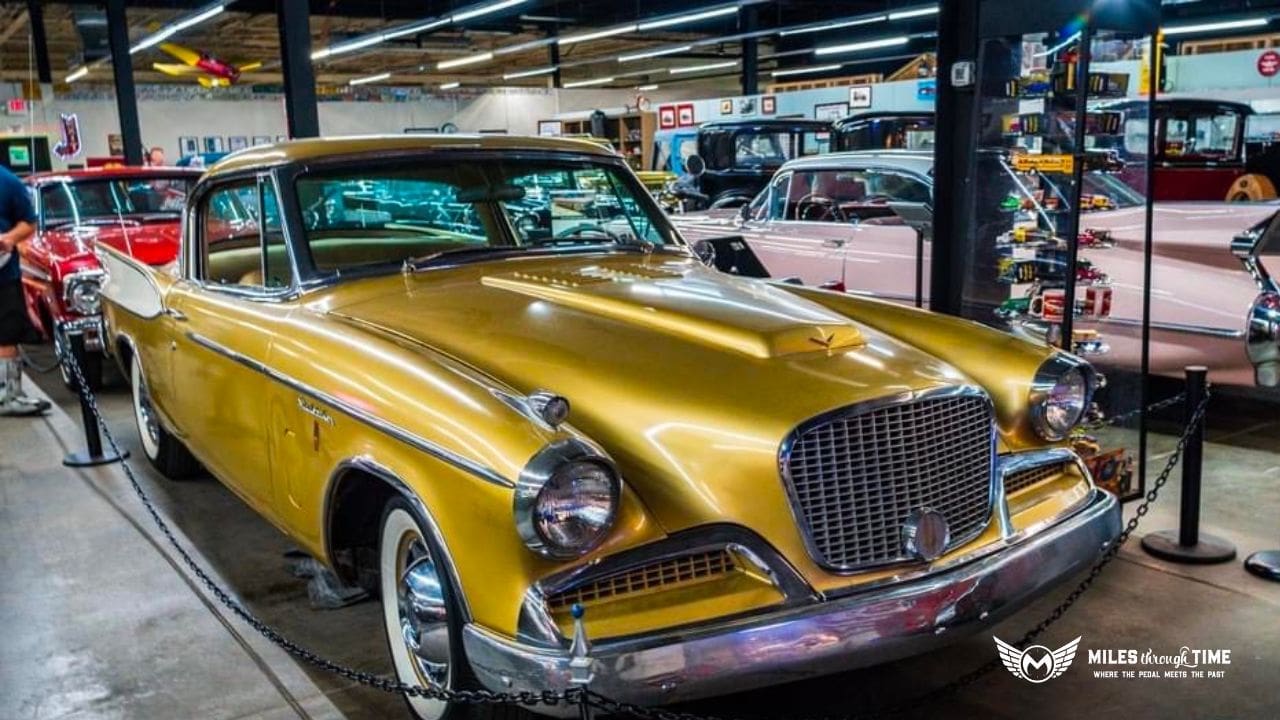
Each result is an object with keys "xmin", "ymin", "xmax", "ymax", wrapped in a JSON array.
[{"xmin": 673, "ymin": 150, "xmax": 1280, "ymax": 389}]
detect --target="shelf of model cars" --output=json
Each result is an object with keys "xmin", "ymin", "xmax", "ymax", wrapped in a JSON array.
[{"xmin": 1005, "ymin": 110, "xmax": 1123, "ymax": 137}]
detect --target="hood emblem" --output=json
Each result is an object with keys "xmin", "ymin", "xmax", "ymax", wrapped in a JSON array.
[
  {"xmin": 902, "ymin": 508, "xmax": 950, "ymax": 561},
  {"xmin": 809, "ymin": 328, "xmax": 836, "ymax": 349}
]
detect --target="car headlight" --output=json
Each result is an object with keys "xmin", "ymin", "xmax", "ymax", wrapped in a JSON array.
[
  {"xmin": 63, "ymin": 270, "xmax": 105, "ymax": 316},
  {"xmin": 1029, "ymin": 355, "xmax": 1096, "ymax": 441},
  {"xmin": 515, "ymin": 440, "xmax": 620, "ymax": 559}
]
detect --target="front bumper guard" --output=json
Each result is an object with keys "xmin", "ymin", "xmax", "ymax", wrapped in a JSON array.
[
  {"xmin": 55, "ymin": 316, "xmax": 105, "ymax": 353},
  {"xmin": 463, "ymin": 488, "xmax": 1120, "ymax": 709}
]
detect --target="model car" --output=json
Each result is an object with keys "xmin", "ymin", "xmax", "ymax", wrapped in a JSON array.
[
  {"xmin": 672, "ymin": 150, "xmax": 1280, "ymax": 388},
  {"xmin": 17, "ymin": 166, "xmax": 201, "ymax": 387},
  {"xmin": 100, "ymin": 135, "xmax": 1120, "ymax": 718}
]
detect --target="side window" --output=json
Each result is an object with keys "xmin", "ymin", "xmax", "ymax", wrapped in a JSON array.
[
  {"xmin": 40, "ymin": 184, "xmax": 73, "ymax": 225},
  {"xmin": 200, "ymin": 178, "xmax": 294, "ymax": 290},
  {"xmin": 865, "ymin": 170, "xmax": 931, "ymax": 204},
  {"xmin": 766, "ymin": 173, "xmax": 790, "ymax": 220}
]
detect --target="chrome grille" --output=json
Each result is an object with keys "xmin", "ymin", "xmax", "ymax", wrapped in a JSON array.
[
  {"xmin": 782, "ymin": 390, "xmax": 994, "ymax": 571},
  {"xmin": 1004, "ymin": 462, "xmax": 1068, "ymax": 495},
  {"xmin": 546, "ymin": 550, "xmax": 737, "ymax": 610}
]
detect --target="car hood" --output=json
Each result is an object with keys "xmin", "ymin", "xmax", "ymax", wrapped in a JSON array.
[
  {"xmin": 43, "ymin": 220, "xmax": 181, "ymax": 267},
  {"xmin": 326, "ymin": 252, "xmax": 975, "ymax": 534}
]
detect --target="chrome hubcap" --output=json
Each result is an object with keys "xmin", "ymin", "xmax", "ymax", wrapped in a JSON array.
[
  {"xmin": 397, "ymin": 534, "xmax": 449, "ymax": 687},
  {"xmin": 136, "ymin": 377, "xmax": 160, "ymax": 448}
]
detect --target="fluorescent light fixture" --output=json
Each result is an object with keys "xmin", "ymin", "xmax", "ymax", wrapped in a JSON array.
[
  {"xmin": 887, "ymin": 6, "xmax": 938, "ymax": 20},
  {"xmin": 438, "ymin": 51, "xmax": 494, "ymax": 69},
  {"xmin": 383, "ymin": 18, "xmax": 451, "ymax": 41},
  {"xmin": 503, "ymin": 66, "xmax": 557, "ymax": 79},
  {"xmin": 637, "ymin": 83, "xmax": 659, "ymax": 91},
  {"xmin": 780, "ymin": 15, "xmax": 886, "ymax": 36},
  {"xmin": 772, "ymin": 63, "xmax": 842, "ymax": 78},
  {"xmin": 638, "ymin": 6, "xmax": 737, "ymax": 31},
  {"xmin": 563, "ymin": 77, "xmax": 615, "ymax": 88},
  {"xmin": 439, "ymin": 81, "xmax": 461, "ymax": 89},
  {"xmin": 130, "ymin": 3, "xmax": 226, "ymax": 54},
  {"xmin": 349, "ymin": 72, "xmax": 391, "ymax": 85},
  {"xmin": 452, "ymin": 0, "xmax": 527, "ymax": 23},
  {"xmin": 815, "ymin": 35, "xmax": 909, "ymax": 56},
  {"xmin": 559, "ymin": 24, "xmax": 636, "ymax": 45},
  {"xmin": 619, "ymin": 44, "xmax": 692, "ymax": 62},
  {"xmin": 1161, "ymin": 17, "xmax": 1268, "ymax": 36},
  {"xmin": 313, "ymin": 33, "xmax": 388, "ymax": 60},
  {"xmin": 669, "ymin": 60, "xmax": 738, "ymax": 74},
  {"xmin": 65, "ymin": 66, "xmax": 89, "ymax": 83}
]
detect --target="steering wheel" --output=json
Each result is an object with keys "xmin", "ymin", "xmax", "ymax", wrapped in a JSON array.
[
  {"xmin": 528, "ymin": 223, "xmax": 623, "ymax": 246},
  {"xmin": 861, "ymin": 193, "xmax": 894, "ymax": 204},
  {"xmin": 795, "ymin": 193, "xmax": 844, "ymax": 223}
]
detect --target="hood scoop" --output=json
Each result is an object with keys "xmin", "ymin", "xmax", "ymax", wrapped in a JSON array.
[{"xmin": 481, "ymin": 263, "xmax": 864, "ymax": 359}]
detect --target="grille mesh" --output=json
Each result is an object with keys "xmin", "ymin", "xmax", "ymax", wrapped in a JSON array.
[
  {"xmin": 546, "ymin": 550, "xmax": 737, "ymax": 610},
  {"xmin": 784, "ymin": 392, "xmax": 994, "ymax": 570},
  {"xmin": 1004, "ymin": 463, "xmax": 1068, "ymax": 495}
]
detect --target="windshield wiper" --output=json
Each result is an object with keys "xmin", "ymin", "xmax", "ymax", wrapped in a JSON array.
[{"xmin": 405, "ymin": 245, "xmax": 514, "ymax": 270}]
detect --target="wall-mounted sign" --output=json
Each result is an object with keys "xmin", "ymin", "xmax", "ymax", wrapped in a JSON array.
[
  {"xmin": 849, "ymin": 85, "xmax": 872, "ymax": 109},
  {"xmin": 814, "ymin": 101, "xmax": 848, "ymax": 122},
  {"xmin": 8, "ymin": 144, "xmax": 30, "ymax": 167},
  {"xmin": 676, "ymin": 103, "xmax": 695, "ymax": 127},
  {"xmin": 762, "ymin": 95, "xmax": 776, "ymax": 114},
  {"xmin": 1259, "ymin": 50, "xmax": 1280, "ymax": 78},
  {"xmin": 916, "ymin": 78, "xmax": 936, "ymax": 101},
  {"xmin": 537, "ymin": 120, "xmax": 562, "ymax": 136},
  {"xmin": 53, "ymin": 113, "xmax": 82, "ymax": 159},
  {"xmin": 719, "ymin": 99, "xmax": 733, "ymax": 115},
  {"xmin": 658, "ymin": 105, "xmax": 677, "ymax": 129},
  {"xmin": 5, "ymin": 98, "xmax": 27, "ymax": 116}
]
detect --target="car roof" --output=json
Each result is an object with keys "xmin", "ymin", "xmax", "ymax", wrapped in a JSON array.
[
  {"xmin": 778, "ymin": 150, "xmax": 934, "ymax": 176},
  {"xmin": 206, "ymin": 133, "xmax": 618, "ymax": 177},
  {"xmin": 697, "ymin": 118, "xmax": 833, "ymax": 131},
  {"xmin": 26, "ymin": 165, "xmax": 204, "ymax": 184}
]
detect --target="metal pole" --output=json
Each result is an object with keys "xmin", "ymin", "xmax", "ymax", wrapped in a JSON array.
[
  {"xmin": 27, "ymin": 0, "xmax": 52, "ymax": 85},
  {"xmin": 105, "ymin": 0, "xmax": 143, "ymax": 166},
  {"xmin": 62, "ymin": 335, "xmax": 127, "ymax": 468},
  {"xmin": 740, "ymin": 5, "xmax": 759, "ymax": 97},
  {"xmin": 1058, "ymin": 24, "xmax": 1091, "ymax": 351},
  {"xmin": 1137, "ymin": 33, "xmax": 1159, "ymax": 497},
  {"xmin": 914, "ymin": 227, "xmax": 925, "ymax": 308},
  {"xmin": 1140, "ymin": 366, "xmax": 1235, "ymax": 564}
]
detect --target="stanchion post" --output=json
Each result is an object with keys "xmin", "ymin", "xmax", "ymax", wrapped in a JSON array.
[
  {"xmin": 61, "ymin": 333, "xmax": 127, "ymax": 468},
  {"xmin": 1140, "ymin": 366, "xmax": 1235, "ymax": 564}
]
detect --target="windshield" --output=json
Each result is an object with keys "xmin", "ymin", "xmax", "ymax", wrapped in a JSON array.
[
  {"xmin": 294, "ymin": 158, "xmax": 674, "ymax": 273},
  {"xmin": 733, "ymin": 130, "xmax": 830, "ymax": 167},
  {"xmin": 41, "ymin": 176, "xmax": 193, "ymax": 226}
]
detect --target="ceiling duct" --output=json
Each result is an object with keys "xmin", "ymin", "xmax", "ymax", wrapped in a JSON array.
[{"xmin": 71, "ymin": 5, "xmax": 111, "ymax": 63}]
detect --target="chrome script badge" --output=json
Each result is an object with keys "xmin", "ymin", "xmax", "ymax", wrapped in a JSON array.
[{"xmin": 994, "ymin": 636, "xmax": 1082, "ymax": 683}]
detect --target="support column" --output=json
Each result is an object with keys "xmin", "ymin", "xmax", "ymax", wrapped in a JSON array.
[
  {"xmin": 929, "ymin": 0, "xmax": 979, "ymax": 315},
  {"xmin": 740, "ymin": 5, "xmax": 758, "ymax": 96},
  {"xmin": 549, "ymin": 30, "xmax": 562, "ymax": 88},
  {"xmin": 277, "ymin": 0, "xmax": 319, "ymax": 138},
  {"xmin": 27, "ymin": 0, "xmax": 51, "ymax": 84},
  {"xmin": 105, "ymin": 0, "xmax": 142, "ymax": 166}
]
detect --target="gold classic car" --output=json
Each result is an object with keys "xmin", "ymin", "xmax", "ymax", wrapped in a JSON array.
[{"xmin": 99, "ymin": 135, "xmax": 1121, "ymax": 718}]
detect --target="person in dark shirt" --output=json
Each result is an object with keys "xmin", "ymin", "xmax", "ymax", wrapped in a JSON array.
[{"xmin": 0, "ymin": 164, "xmax": 48, "ymax": 416}]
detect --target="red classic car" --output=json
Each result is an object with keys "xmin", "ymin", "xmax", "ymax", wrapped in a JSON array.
[{"xmin": 17, "ymin": 166, "xmax": 201, "ymax": 386}]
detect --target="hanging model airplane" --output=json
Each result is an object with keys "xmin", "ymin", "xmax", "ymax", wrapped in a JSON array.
[{"xmin": 151, "ymin": 42, "xmax": 263, "ymax": 87}]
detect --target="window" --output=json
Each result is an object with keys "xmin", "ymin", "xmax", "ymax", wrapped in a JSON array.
[
  {"xmin": 1162, "ymin": 112, "xmax": 1239, "ymax": 159},
  {"xmin": 292, "ymin": 158, "xmax": 674, "ymax": 276},
  {"xmin": 39, "ymin": 175, "xmax": 193, "ymax": 228},
  {"xmin": 782, "ymin": 168, "xmax": 931, "ymax": 223},
  {"xmin": 766, "ymin": 173, "xmax": 790, "ymax": 220},
  {"xmin": 201, "ymin": 178, "xmax": 294, "ymax": 290}
]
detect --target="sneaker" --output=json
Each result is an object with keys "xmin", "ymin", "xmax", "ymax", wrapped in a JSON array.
[{"xmin": 0, "ymin": 395, "xmax": 49, "ymax": 416}]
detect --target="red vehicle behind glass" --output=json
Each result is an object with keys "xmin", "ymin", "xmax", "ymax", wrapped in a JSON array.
[{"xmin": 17, "ymin": 166, "xmax": 201, "ymax": 387}]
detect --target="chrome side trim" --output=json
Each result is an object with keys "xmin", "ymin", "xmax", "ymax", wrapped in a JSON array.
[
  {"xmin": 776, "ymin": 384, "xmax": 996, "ymax": 574},
  {"xmin": 323, "ymin": 456, "xmax": 473, "ymax": 622},
  {"xmin": 185, "ymin": 331, "xmax": 513, "ymax": 488},
  {"xmin": 1097, "ymin": 316, "xmax": 1245, "ymax": 339}
]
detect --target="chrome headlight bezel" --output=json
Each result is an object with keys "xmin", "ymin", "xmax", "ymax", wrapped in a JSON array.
[
  {"xmin": 62, "ymin": 269, "xmax": 106, "ymax": 316},
  {"xmin": 1028, "ymin": 354, "xmax": 1097, "ymax": 441},
  {"xmin": 514, "ymin": 439, "xmax": 621, "ymax": 559}
]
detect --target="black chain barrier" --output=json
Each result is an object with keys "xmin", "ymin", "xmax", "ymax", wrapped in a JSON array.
[{"xmin": 57, "ymin": 344, "xmax": 1203, "ymax": 720}]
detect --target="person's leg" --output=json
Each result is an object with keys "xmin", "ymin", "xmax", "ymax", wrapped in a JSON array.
[{"xmin": 0, "ymin": 285, "xmax": 51, "ymax": 416}]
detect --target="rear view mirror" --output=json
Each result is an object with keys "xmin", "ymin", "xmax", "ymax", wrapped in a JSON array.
[{"xmin": 457, "ymin": 184, "xmax": 526, "ymax": 203}]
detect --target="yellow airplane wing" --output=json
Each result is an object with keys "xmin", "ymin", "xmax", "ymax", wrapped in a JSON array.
[
  {"xmin": 237, "ymin": 61, "xmax": 263, "ymax": 72},
  {"xmin": 158, "ymin": 42, "xmax": 202, "ymax": 66},
  {"xmin": 153, "ymin": 62, "xmax": 204, "ymax": 76}
]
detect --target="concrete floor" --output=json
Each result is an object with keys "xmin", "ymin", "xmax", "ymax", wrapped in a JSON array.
[{"xmin": 2, "ymin": 349, "xmax": 1278, "ymax": 720}]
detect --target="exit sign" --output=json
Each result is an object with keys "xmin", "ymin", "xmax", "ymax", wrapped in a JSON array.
[{"xmin": 5, "ymin": 98, "xmax": 27, "ymax": 115}]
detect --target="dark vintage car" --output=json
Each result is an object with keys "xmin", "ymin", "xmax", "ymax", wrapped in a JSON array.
[
  {"xmin": 664, "ymin": 118, "xmax": 833, "ymax": 209},
  {"xmin": 833, "ymin": 111, "xmax": 936, "ymax": 152},
  {"xmin": 17, "ymin": 166, "xmax": 201, "ymax": 387}
]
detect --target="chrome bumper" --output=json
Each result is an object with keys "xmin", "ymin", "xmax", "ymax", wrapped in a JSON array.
[
  {"xmin": 463, "ymin": 488, "xmax": 1120, "ymax": 710},
  {"xmin": 56, "ymin": 316, "xmax": 105, "ymax": 353}
]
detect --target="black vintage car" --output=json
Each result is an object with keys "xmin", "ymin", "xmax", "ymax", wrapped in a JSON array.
[
  {"xmin": 833, "ymin": 111, "xmax": 936, "ymax": 152},
  {"xmin": 683, "ymin": 119, "xmax": 833, "ymax": 208}
]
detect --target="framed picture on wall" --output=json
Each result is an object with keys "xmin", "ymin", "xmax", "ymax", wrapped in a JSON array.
[
  {"xmin": 251, "ymin": 136, "xmax": 272, "ymax": 146},
  {"xmin": 849, "ymin": 85, "xmax": 872, "ymax": 109},
  {"xmin": 762, "ymin": 95, "xmax": 776, "ymax": 114},
  {"xmin": 676, "ymin": 103, "xmax": 695, "ymax": 127},
  {"xmin": 227, "ymin": 136, "xmax": 249, "ymax": 152},
  {"xmin": 537, "ymin": 120, "xmax": 562, "ymax": 137},
  {"xmin": 107, "ymin": 134, "xmax": 123, "ymax": 156},
  {"xmin": 719, "ymin": 99, "xmax": 733, "ymax": 115},
  {"xmin": 203, "ymin": 136, "xmax": 225, "ymax": 153},
  {"xmin": 178, "ymin": 136, "xmax": 199, "ymax": 157},
  {"xmin": 814, "ymin": 101, "xmax": 849, "ymax": 122},
  {"xmin": 658, "ymin": 105, "xmax": 676, "ymax": 129}
]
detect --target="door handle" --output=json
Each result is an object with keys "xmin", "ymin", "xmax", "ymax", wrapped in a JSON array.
[
  {"xmin": 822, "ymin": 238, "xmax": 846, "ymax": 249},
  {"xmin": 165, "ymin": 308, "xmax": 188, "ymax": 322}
]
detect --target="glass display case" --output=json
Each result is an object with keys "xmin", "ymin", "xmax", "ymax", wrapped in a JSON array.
[{"xmin": 961, "ymin": 21, "xmax": 1157, "ymax": 501}]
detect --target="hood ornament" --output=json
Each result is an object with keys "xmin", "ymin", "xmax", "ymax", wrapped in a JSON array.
[{"xmin": 809, "ymin": 328, "xmax": 836, "ymax": 350}]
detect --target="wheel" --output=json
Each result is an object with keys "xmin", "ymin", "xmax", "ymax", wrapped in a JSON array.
[
  {"xmin": 379, "ymin": 498, "xmax": 532, "ymax": 720},
  {"xmin": 1225, "ymin": 173, "xmax": 1277, "ymax": 201},
  {"xmin": 130, "ymin": 353, "xmax": 202, "ymax": 480}
]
